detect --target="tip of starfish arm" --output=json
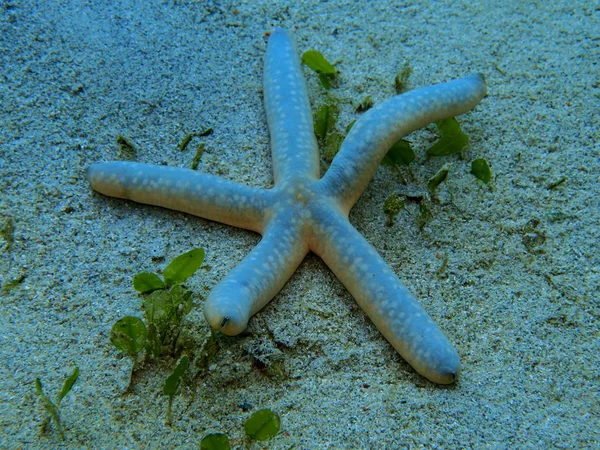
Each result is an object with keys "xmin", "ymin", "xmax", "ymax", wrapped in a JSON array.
[
  {"xmin": 402, "ymin": 328, "xmax": 462, "ymax": 384},
  {"xmin": 414, "ymin": 360, "xmax": 461, "ymax": 385},
  {"xmin": 204, "ymin": 291, "xmax": 251, "ymax": 336},
  {"xmin": 469, "ymin": 73, "xmax": 488, "ymax": 97},
  {"xmin": 432, "ymin": 365, "xmax": 461, "ymax": 385},
  {"xmin": 418, "ymin": 349, "xmax": 461, "ymax": 384},
  {"xmin": 87, "ymin": 162, "xmax": 127, "ymax": 198}
]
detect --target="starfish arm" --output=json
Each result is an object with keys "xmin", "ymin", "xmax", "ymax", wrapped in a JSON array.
[
  {"xmin": 87, "ymin": 161, "xmax": 271, "ymax": 233},
  {"xmin": 308, "ymin": 203, "xmax": 460, "ymax": 384},
  {"xmin": 204, "ymin": 211, "xmax": 309, "ymax": 335},
  {"xmin": 322, "ymin": 74, "xmax": 487, "ymax": 210},
  {"xmin": 264, "ymin": 28, "xmax": 320, "ymax": 186}
]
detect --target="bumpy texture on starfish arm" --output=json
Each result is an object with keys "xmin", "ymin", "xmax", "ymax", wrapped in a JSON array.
[
  {"xmin": 204, "ymin": 212, "xmax": 309, "ymax": 335},
  {"xmin": 323, "ymin": 73, "xmax": 487, "ymax": 211},
  {"xmin": 309, "ymin": 202, "xmax": 460, "ymax": 384},
  {"xmin": 87, "ymin": 162, "xmax": 270, "ymax": 233},
  {"xmin": 87, "ymin": 28, "xmax": 487, "ymax": 384},
  {"xmin": 263, "ymin": 27, "xmax": 320, "ymax": 185}
]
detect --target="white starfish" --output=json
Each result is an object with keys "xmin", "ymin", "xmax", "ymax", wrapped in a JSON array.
[{"xmin": 88, "ymin": 28, "xmax": 486, "ymax": 384}]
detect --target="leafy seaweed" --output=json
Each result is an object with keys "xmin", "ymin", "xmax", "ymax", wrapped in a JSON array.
[
  {"xmin": 143, "ymin": 284, "xmax": 193, "ymax": 352},
  {"xmin": 244, "ymin": 408, "xmax": 281, "ymax": 441},
  {"xmin": 200, "ymin": 433, "xmax": 231, "ymax": 450},
  {"xmin": 302, "ymin": 49, "xmax": 336, "ymax": 74},
  {"xmin": 116, "ymin": 134, "xmax": 138, "ymax": 160},
  {"xmin": 314, "ymin": 101, "xmax": 345, "ymax": 164},
  {"xmin": 426, "ymin": 118, "xmax": 470, "ymax": 157},
  {"xmin": 197, "ymin": 127, "xmax": 214, "ymax": 137},
  {"xmin": 302, "ymin": 49, "xmax": 337, "ymax": 89},
  {"xmin": 179, "ymin": 128, "xmax": 213, "ymax": 152},
  {"xmin": 133, "ymin": 272, "xmax": 165, "ymax": 293},
  {"xmin": 381, "ymin": 139, "xmax": 415, "ymax": 167},
  {"xmin": 427, "ymin": 164, "xmax": 453, "ymax": 197},
  {"xmin": 178, "ymin": 133, "xmax": 194, "ymax": 151},
  {"xmin": 322, "ymin": 132, "xmax": 344, "ymax": 164},
  {"xmin": 471, "ymin": 158, "xmax": 492, "ymax": 183},
  {"xmin": 35, "ymin": 366, "xmax": 79, "ymax": 440},
  {"xmin": 146, "ymin": 322, "xmax": 162, "ymax": 359},
  {"xmin": 110, "ymin": 316, "xmax": 148, "ymax": 364},
  {"xmin": 0, "ymin": 215, "xmax": 14, "ymax": 252},
  {"xmin": 314, "ymin": 103, "xmax": 339, "ymax": 142},
  {"xmin": 58, "ymin": 367, "xmax": 80, "ymax": 403},
  {"xmin": 164, "ymin": 354, "xmax": 189, "ymax": 425},
  {"xmin": 110, "ymin": 248, "xmax": 204, "ymax": 367},
  {"xmin": 355, "ymin": 95, "xmax": 374, "ymax": 113},
  {"xmin": 383, "ymin": 194, "xmax": 406, "ymax": 226},
  {"xmin": 191, "ymin": 143, "xmax": 205, "ymax": 170},
  {"xmin": 395, "ymin": 61, "xmax": 413, "ymax": 94},
  {"xmin": 162, "ymin": 248, "xmax": 205, "ymax": 286}
]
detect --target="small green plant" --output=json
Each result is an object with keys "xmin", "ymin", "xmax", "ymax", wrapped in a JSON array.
[
  {"xmin": 116, "ymin": 134, "xmax": 138, "ymax": 160},
  {"xmin": 471, "ymin": 158, "xmax": 492, "ymax": 183},
  {"xmin": 110, "ymin": 248, "xmax": 204, "ymax": 372},
  {"xmin": 381, "ymin": 139, "xmax": 415, "ymax": 168},
  {"xmin": 200, "ymin": 433, "xmax": 231, "ymax": 450},
  {"xmin": 395, "ymin": 61, "xmax": 413, "ymax": 94},
  {"xmin": 322, "ymin": 131, "xmax": 345, "ymax": 164},
  {"xmin": 143, "ymin": 284, "xmax": 193, "ymax": 354},
  {"xmin": 35, "ymin": 366, "xmax": 79, "ymax": 440},
  {"xmin": 382, "ymin": 193, "xmax": 406, "ymax": 226},
  {"xmin": 199, "ymin": 408, "xmax": 281, "ymax": 448},
  {"xmin": 244, "ymin": 408, "xmax": 281, "ymax": 442},
  {"xmin": 313, "ymin": 102, "xmax": 339, "ymax": 142},
  {"xmin": 163, "ymin": 354, "xmax": 189, "ymax": 425},
  {"xmin": 177, "ymin": 127, "xmax": 214, "ymax": 169},
  {"xmin": 314, "ymin": 101, "xmax": 345, "ymax": 165},
  {"xmin": 0, "ymin": 215, "xmax": 14, "ymax": 252},
  {"xmin": 132, "ymin": 271, "xmax": 165, "ymax": 293},
  {"xmin": 134, "ymin": 247, "xmax": 205, "ymax": 293},
  {"xmin": 179, "ymin": 133, "xmax": 194, "ymax": 151},
  {"xmin": 302, "ymin": 49, "xmax": 337, "ymax": 89},
  {"xmin": 191, "ymin": 143, "xmax": 206, "ymax": 170},
  {"xmin": 426, "ymin": 117, "xmax": 470, "ymax": 158},
  {"xmin": 178, "ymin": 128, "xmax": 214, "ymax": 152},
  {"xmin": 428, "ymin": 163, "xmax": 453, "ymax": 198},
  {"xmin": 306, "ymin": 49, "xmax": 418, "ymax": 176},
  {"xmin": 110, "ymin": 316, "xmax": 148, "ymax": 365},
  {"xmin": 355, "ymin": 95, "xmax": 374, "ymax": 113}
]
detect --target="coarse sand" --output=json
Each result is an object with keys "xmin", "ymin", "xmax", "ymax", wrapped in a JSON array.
[{"xmin": 1, "ymin": 1, "xmax": 598, "ymax": 448}]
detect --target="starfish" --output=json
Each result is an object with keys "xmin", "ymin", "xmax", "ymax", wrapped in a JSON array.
[{"xmin": 88, "ymin": 28, "xmax": 486, "ymax": 384}]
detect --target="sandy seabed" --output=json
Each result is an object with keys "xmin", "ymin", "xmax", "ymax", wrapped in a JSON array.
[{"xmin": 1, "ymin": 1, "xmax": 598, "ymax": 448}]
